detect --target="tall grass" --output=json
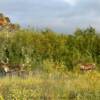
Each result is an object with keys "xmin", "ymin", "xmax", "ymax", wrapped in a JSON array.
[{"xmin": 0, "ymin": 71, "xmax": 100, "ymax": 100}]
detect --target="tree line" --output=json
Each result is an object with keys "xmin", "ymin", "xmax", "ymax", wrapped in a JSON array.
[{"xmin": 0, "ymin": 27, "xmax": 100, "ymax": 71}]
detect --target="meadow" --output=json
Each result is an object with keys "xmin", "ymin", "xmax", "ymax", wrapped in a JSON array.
[
  {"xmin": 0, "ymin": 71, "xmax": 100, "ymax": 100},
  {"xmin": 0, "ymin": 27, "xmax": 100, "ymax": 99}
]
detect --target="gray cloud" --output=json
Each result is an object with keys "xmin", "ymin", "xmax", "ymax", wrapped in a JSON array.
[{"xmin": 0, "ymin": 0, "xmax": 100, "ymax": 33}]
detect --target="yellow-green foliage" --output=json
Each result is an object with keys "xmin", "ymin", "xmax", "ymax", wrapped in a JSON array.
[
  {"xmin": 42, "ymin": 59, "xmax": 66, "ymax": 73},
  {"xmin": 0, "ymin": 27, "xmax": 100, "ymax": 71},
  {"xmin": 0, "ymin": 72, "xmax": 100, "ymax": 100}
]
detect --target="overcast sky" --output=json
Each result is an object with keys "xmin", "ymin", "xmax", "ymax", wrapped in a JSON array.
[{"xmin": 0, "ymin": 0, "xmax": 100, "ymax": 33}]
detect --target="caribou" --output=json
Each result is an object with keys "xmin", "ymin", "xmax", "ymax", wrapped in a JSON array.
[
  {"xmin": 80, "ymin": 63, "xmax": 96, "ymax": 71},
  {"xmin": 0, "ymin": 61, "xmax": 29, "ymax": 78}
]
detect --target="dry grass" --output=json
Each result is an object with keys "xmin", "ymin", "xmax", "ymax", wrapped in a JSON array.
[{"xmin": 0, "ymin": 71, "xmax": 99, "ymax": 100}]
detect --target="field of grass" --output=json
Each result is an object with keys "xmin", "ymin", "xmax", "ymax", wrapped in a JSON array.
[
  {"xmin": 0, "ymin": 71, "xmax": 100, "ymax": 100},
  {"xmin": 0, "ymin": 27, "xmax": 100, "ymax": 100}
]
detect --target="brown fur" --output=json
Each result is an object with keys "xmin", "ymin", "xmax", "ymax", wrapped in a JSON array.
[
  {"xmin": 80, "ymin": 63, "xmax": 95, "ymax": 71},
  {"xmin": 0, "ymin": 62, "xmax": 28, "ymax": 77}
]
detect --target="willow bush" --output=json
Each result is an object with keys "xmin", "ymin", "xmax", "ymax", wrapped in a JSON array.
[{"xmin": 0, "ymin": 27, "xmax": 99, "ymax": 71}]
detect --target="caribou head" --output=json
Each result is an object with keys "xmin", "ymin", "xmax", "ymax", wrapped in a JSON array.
[{"xmin": 0, "ymin": 61, "xmax": 10, "ymax": 72}]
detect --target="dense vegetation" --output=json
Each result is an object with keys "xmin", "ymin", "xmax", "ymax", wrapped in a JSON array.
[
  {"xmin": 0, "ymin": 27, "xmax": 100, "ymax": 72},
  {"xmin": 0, "ymin": 27, "xmax": 100, "ymax": 100},
  {"xmin": 0, "ymin": 72, "xmax": 99, "ymax": 100}
]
